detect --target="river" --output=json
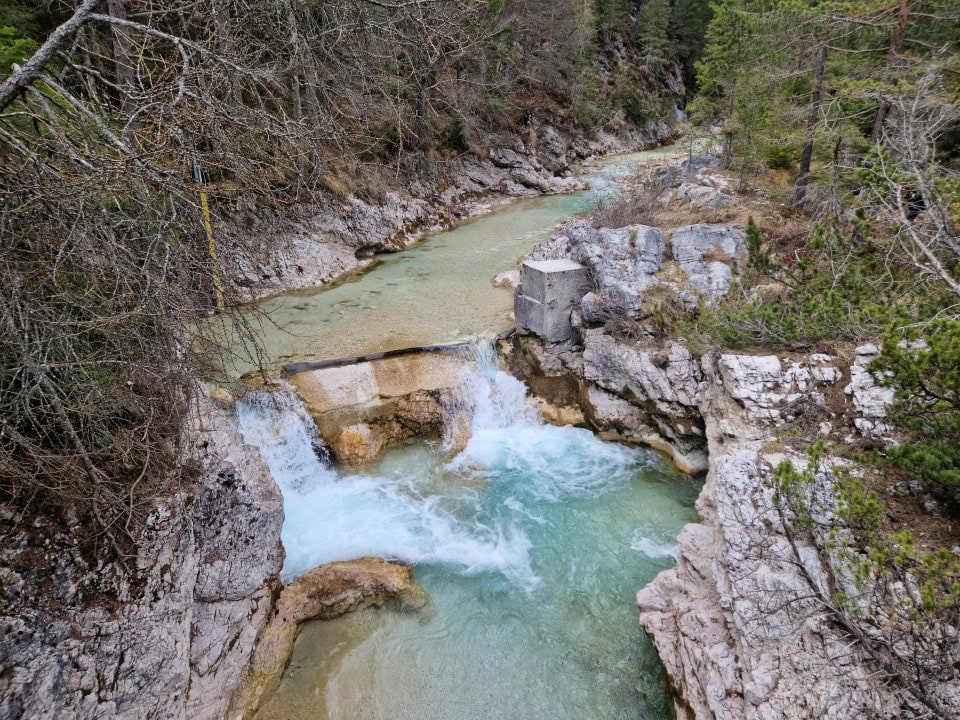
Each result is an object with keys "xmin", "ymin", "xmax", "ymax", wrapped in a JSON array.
[
  {"xmin": 226, "ymin": 142, "xmax": 687, "ymax": 374},
  {"xmin": 237, "ymin": 348, "xmax": 699, "ymax": 720},
  {"xmin": 231, "ymin": 143, "xmax": 700, "ymax": 720}
]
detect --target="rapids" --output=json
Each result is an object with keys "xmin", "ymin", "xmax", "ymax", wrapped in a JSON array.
[{"xmin": 237, "ymin": 347, "xmax": 700, "ymax": 720}]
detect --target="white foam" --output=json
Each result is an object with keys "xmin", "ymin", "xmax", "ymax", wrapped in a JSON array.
[
  {"xmin": 236, "ymin": 343, "xmax": 659, "ymax": 590},
  {"xmin": 236, "ymin": 379, "xmax": 538, "ymax": 588},
  {"xmin": 629, "ymin": 529, "xmax": 680, "ymax": 560},
  {"xmin": 235, "ymin": 385, "xmax": 337, "ymax": 494},
  {"xmin": 279, "ymin": 471, "xmax": 537, "ymax": 587},
  {"xmin": 450, "ymin": 422, "xmax": 644, "ymax": 503}
]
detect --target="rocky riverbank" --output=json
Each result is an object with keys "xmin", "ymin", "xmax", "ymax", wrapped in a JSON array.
[
  {"xmin": 0, "ymin": 391, "xmax": 283, "ymax": 720},
  {"xmin": 0, "ymin": 115, "xmax": 686, "ymax": 720},
  {"xmin": 228, "ymin": 119, "xmax": 679, "ymax": 302},
  {"xmin": 504, "ymin": 155, "xmax": 960, "ymax": 718}
]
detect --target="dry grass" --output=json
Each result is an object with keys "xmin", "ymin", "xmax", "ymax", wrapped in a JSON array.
[{"xmin": 592, "ymin": 185, "xmax": 664, "ymax": 228}]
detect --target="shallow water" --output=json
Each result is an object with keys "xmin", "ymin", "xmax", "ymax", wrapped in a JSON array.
[
  {"xmin": 239, "ymin": 355, "xmax": 701, "ymax": 720},
  {"xmin": 226, "ymin": 143, "xmax": 684, "ymax": 374}
]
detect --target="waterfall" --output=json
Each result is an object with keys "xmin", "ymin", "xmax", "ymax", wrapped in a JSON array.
[
  {"xmin": 235, "ymin": 383, "xmax": 335, "ymax": 496},
  {"xmin": 235, "ymin": 355, "xmax": 538, "ymax": 586},
  {"xmin": 444, "ymin": 339, "xmax": 536, "ymax": 440},
  {"xmin": 236, "ymin": 342, "xmax": 672, "ymax": 588}
]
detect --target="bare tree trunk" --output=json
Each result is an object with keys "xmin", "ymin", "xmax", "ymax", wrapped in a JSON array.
[
  {"xmin": 871, "ymin": 0, "xmax": 913, "ymax": 144},
  {"xmin": 107, "ymin": 0, "xmax": 137, "ymax": 117},
  {"xmin": 212, "ymin": 0, "xmax": 244, "ymax": 105},
  {"xmin": 290, "ymin": 73, "xmax": 303, "ymax": 120},
  {"xmin": 794, "ymin": 44, "xmax": 827, "ymax": 206},
  {"xmin": 0, "ymin": 0, "xmax": 97, "ymax": 112}
]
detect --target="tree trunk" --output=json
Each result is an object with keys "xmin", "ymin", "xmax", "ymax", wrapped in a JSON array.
[
  {"xmin": 212, "ymin": 0, "xmax": 244, "ymax": 105},
  {"xmin": 794, "ymin": 44, "xmax": 827, "ymax": 206},
  {"xmin": 0, "ymin": 0, "xmax": 97, "ymax": 112},
  {"xmin": 871, "ymin": 0, "xmax": 913, "ymax": 144},
  {"xmin": 106, "ymin": 0, "xmax": 136, "ymax": 117}
]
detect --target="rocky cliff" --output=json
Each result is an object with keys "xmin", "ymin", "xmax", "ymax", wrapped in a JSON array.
[
  {"xmin": 514, "ymin": 325, "xmax": 959, "ymax": 720},
  {"xmin": 508, "ymin": 175, "xmax": 960, "ymax": 718},
  {"xmin": 0, "ymin": 391, "xmax": 284, "ymax": 720}
]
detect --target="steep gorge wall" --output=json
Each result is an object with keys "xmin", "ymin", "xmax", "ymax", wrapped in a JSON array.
[
  {"xmin": 512, "ymin": 330, "xmax": 960, "ymax": 718},
  {"xmin": 0, "ymin": 393, "xmax": 283, "ymax": 720},
  {"xmin": 506, "ymin": 173, "xmax": 959, "ymax": 717}
]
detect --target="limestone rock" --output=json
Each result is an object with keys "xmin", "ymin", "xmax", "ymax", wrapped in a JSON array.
[
  {"xmin": 493, "ymin": 269, "xmax": 520, "ymax": 289},
  {"xmin": 584, "ymin": 335, "xmax": 703, "ymax": 408},
  {"xmin": 586, "ymin": 385, "xmax": 708, "ymax": 473},
  {"xmin": 0, "ymin": 390, "xmax": 284, "ymax": 720},
  {"xmin": 670, "ymin": 224, "xmax": 746, "ymax": 304},
  {"xmin": 652, "ymin": 163, "xmax": 684, "ymax": 188},
  {"xmin": 536, "ymin": 220, "xmax": 664, "ymax": 319},
  {"xmin": 331, "ymin": 423, "xmax": 385, "ymax": 466},
  {"xmin": 636, "ymin": 358, "xmax": 945, "ymax": 720},
  {"xmin": 289, "ymin": 352, "xmax": 469, "ymax": 465},
  {"xmin": 535, "ymin": 399, "xmax": 586, "ymax": 426},
  {"xmin": 228, "ymin": 558, "xmax": 428, "ymax": 719},
  {"xmin": 680, "ymin": 152, "xmax": 721, "ymax": 173},
  {"xmin": 675, "ymin": 184, "xmax": 734, "ymax": 211},
  {"xmin": 536, "ymin": 125, "xmax": 570, "ymax": 174},
  {"xmin": 844, "ymin": 351, "xmax": 894, "ymax": 437},
  {"xmin": 208, "ymin": 384, "xmax": 236, "ymax": 408},
  {"xmin": 583, "ymin": 336, "xmax": 707, "ymax": 464},
  {"xmin": 717, "ymin": 353, "xmax": 841, "ymax": 423}
]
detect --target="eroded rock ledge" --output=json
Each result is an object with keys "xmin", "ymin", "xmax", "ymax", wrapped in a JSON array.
[
  {"xmin": 228, "ymin": 558, "xmax": 428, "ymax": 720},
  {"xmin": 0, "ymin": 390, "xmax": 284, "ymax": 720},
  {"xmin": 514, "ymin": 330, "xmax": 959, "ymax": 718}
]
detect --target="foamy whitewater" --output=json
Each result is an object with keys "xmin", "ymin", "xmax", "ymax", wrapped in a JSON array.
[{"xmin": 238, "ymin": 348, "xmax": 701, "ymax": 720}]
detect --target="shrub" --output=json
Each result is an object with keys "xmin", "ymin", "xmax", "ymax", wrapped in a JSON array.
[
  {"xmin": 592, "ymin": 186, "xmax": 663, "ymax": 228},
  {"xmin": 745, "ymin": 216, "xmax": 772, "ymax": 273},
  {"xmin": 438, "ymin": 119, "xmax": 470, "ymax": 153},
  {"xmin": 0, "ymin": 26, "xmax": 35, "ymax": 80},
  {"xmin": 873, "ymin": 320, "xmax": 960, "ymax": 514},
  {"xmin": 769, "ymin": 445, "xmax": 960, "ymax": 715},
  {"xmin": 762, "ymin": 143, "xmax": 797, "ymax": 170}
]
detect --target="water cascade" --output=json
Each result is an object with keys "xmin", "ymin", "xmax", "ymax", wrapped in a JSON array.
[{"xmin": 237, "ymin": 345, "xmax": 700, "ymax": 719}]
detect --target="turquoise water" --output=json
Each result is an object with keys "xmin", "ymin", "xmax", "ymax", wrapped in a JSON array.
[
  {"xmin": 238, "ymin": 355, "xmax": 701, "ymax": 720},
  {"xmin": 226, "ymin": 143, "xmax": 685, "ymax": 374}
]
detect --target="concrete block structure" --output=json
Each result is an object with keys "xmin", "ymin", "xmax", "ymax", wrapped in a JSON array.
[{"xmin": 514, "ymin": 259, "xmax": 591, "ymax": 342}]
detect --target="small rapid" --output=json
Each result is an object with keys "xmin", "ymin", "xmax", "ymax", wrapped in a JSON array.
[
  {"xmin": 236, "ymin": 371, "xmax": 536, "ymax": 585},
  {"xmin": 238, "ymin": 346, "xmax": 701, "ymax": 720}
]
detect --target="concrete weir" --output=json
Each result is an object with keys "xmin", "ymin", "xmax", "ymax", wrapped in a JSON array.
[
  {"xmin": 280, "ymin": 341, "xmax": 485, "ymax": 466},
  {"xmin": 515, "ymin": 259, "xmax": 590, "ymax": 342}
]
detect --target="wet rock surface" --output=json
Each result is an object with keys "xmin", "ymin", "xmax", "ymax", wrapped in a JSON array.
[
  {"xmin": 228, "ymin": 558, "xmax": 427, "ymax": 720},
  {"xmin": 286, "ymin": 351, "xmax": 470, "ymax": 465}
]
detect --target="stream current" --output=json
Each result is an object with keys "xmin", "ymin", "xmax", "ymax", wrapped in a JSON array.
[
  {"xmin": 227, "ymin": 142, "xmax": 686, "ymax": 374},
  {"xmin": 233, "ymin": 143, "xmax": 701, "ymax": 719},
  {"xmin": 237, "ymin": 349, "xmax": 700, "ymax": 720}
]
